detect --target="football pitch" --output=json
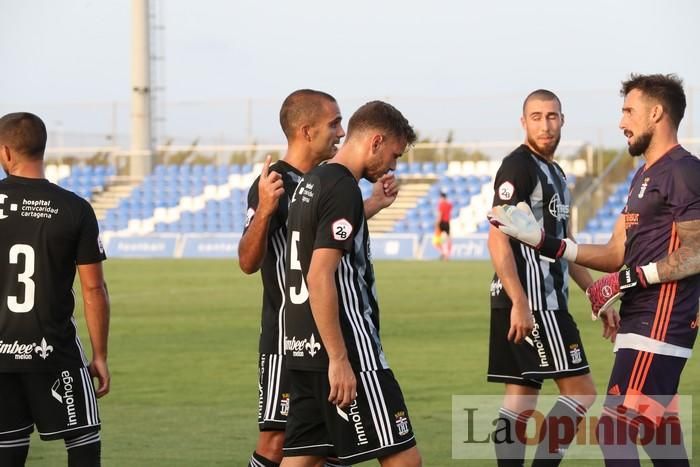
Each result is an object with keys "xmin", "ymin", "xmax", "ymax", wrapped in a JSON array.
[{"xmin": 25, "ymin": 259, "xmax": 699, "ymax": 466}]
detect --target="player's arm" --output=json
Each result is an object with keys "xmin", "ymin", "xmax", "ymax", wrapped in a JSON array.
[
  {"xmin": 489, "ymin": 203, "xmax": 626, "ymax": 272},
  {"xmin": 307, "ymin": 247, "xmax": 356, "ymax": 408},
  {"xmin": 238, "ymin": 156, "xmax": 285, "ymax": 274},
  {"xmin": 487, "ymin": 225, "xmax": 534, "ymax": 343},
  {"xmin": 655, "ymin": 219, "xmax": 700, "ymax": 281},
  {"xmin": 363, "ymin": 173, "xmax": 399, "ymax": 220},
  {"xmin": 77, "ymin": 262, "xmax": 111, "ymax": 398}
]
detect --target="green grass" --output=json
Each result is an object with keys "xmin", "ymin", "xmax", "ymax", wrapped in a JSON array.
[{"xmin": 23, "ymin": 260, "xmax": 699, "ymax": 466}]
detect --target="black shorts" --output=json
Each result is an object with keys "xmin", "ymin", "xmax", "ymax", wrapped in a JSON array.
[
  {"xmin": 258, "ymin": 353, "xmax": 290, "ymax": 430},
  {"xmin": 488, "ymin": 308, "xmax": 590, "ymax": 389},
  {"xmin": 603, "ymin": 348, "xmax": 687, "ymax": 425},
  {"xmin": 283, "ymin": 369, "xmax": 416, "ymax": 464},
  {"xmin": 438, "ymin": 221, "xmax": 450, "ymax": 234},
  {"xmin": 0, "ymin": 367, "xmax": 100, "ymax": 441}
]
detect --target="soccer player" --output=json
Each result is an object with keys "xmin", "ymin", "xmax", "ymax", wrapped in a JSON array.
[
  {"xmin": 435, "ymin": 191, "xmax": 452, "ymax": 260},
  {"xmin": 487, "ymin": 90, "xmax": 597, "ymax": 466},
  {"xmin": 490, "ymin": 74, "xmax": 700, "ymax": 466},
  {"xmin": 239, "ymin": 90, "xmax": 398, "ymax": 467},
  {"xmin": 0, "ymin": 112, "xmax": 110, "ymax": 467},
  {"xmin": 281, "ymin": 101, "xmax": 421, "ymax": 466}
]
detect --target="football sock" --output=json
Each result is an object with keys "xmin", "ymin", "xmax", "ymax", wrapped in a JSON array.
[
  {"xmin": 0, "ymin": 437, "xmax": 30, "ymax": 467},
  {"xmin": 494, "ymin": 407, "xmax": 528, "ymax": 467},
  {"xmin": 65, "ymin": 432, "xmax": 101, "ymax": 467},
  {"xmin": 532, "ymin": 396, "xmax": 587, "ymax": 466}
]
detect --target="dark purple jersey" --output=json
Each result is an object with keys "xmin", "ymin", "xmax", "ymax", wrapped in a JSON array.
[{"xmin": 620, "ymin": 145, "xmax": 700, "ymax": 349}]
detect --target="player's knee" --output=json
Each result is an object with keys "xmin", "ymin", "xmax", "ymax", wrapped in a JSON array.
[
  {"xmin": 257, "ymin": 430, "xmax": 285, "ymax": 462},
  {"xmin": 65, "ymin": 431, "xmax": 101, "ymax": 467}
]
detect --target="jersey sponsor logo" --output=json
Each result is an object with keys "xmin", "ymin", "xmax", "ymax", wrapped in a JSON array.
[
  {"xmin": 284, "ymin": 333, "xmax": 322, "ymax": 358},
  {"xmin": 395, "ymin": 410, "xmax": 410, "ymax": 437},
  {"xmin": 0, "ymin": 193, "xmax": 19, "ymax": 220},
  {"xmin": 332, "ymin": 218, "xmax": 353, "ymax": 241},
  {"xmin": 299, "ymin": 182, "xmax": 315, "ymax": 204},
  {"xmin": 244, "ymin": 207, "xmax": 255, "ymax": 228},
  {"xmin": 19, "ymin": 198, "xmax": 60, "ymax": 220},
  {"xmin": 569, "ymin": 344, "xmax": 583, "ymax": 364},
  {"xmin": 547, "ymin": 193, "xmax": 570, "ymax": 220},
  {"xmin": 337, "ymin": 400, "xmax": 369, "ymax": 446},
  {"xmin": 624, "ymin": 212, "xmax": 639, "ymax": 229},
  {"xmin": 498, "ymin": 182, "xmax": 515, "ymax": 201},
  {"xmin": 98, "ymin": 235, "xmax": 105, "ymax": 255},
  {"xmin": 51, "ymin": 370, "xmax": 78, "ymax": 426},
  {"xmin": 638, "ymin": 177, "xmax": 650, "ymax": 198},
  {"xmin": 0, "ymin": 337, "xmax": 53, "ymax": 360},
  {"xmin": 523, "ymin": 323, "xmax": 548, "ymax": 368}
]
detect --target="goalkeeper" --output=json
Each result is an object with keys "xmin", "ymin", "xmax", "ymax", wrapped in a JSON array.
[{"xmin": 489, "ymin": 74, "xmax": 700, "ymax": 466}]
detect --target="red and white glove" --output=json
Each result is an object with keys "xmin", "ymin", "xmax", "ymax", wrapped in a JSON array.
[
  {"xmin": 487, "ymin": 202, "xmax": 578, "ymax": 262},
  {"xmin": 585, "ymin": 264, "xmax": 659, "ymax": 318}
]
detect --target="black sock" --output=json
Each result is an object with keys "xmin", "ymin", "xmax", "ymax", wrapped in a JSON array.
[
  {"xmin": 65, "ymin": 432, "xmax": 101, "ymax": 467},
  {"xmin": 249, "ymin": 451, "xmax": 280, "ymax": 467},
  {"xmin": 0, "ymin": 437, "xmax": 30, "ymax": 467},
  {"xmin": 494, "ymin": 407, "xmax": 529, "ymax": 467},
  {"xmin": 532, "ymin": 396, "xmax": 587, "ymax": 467}
]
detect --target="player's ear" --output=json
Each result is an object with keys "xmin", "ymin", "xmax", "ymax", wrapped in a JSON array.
[
  {"xmin": 300, "ymin": 124, "xmax": 313, "ymax": 142},
  {"xmin": 370, "ymin": 134, "xmax": 383, "ymax": 153},
  {"xmin": 560, "ymin": 113, "xmax": 565, "ymax": 127},
  {"xmin": 520, "ymin": 115, "xmax": 526, "ymax": 130},
  {"xmin": 650, "ymin": 104, "xmax": 664, "ymax": 124}
]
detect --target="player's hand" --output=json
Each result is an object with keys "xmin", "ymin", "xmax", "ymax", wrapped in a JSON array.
[
  {"xmin": 598, "ymin": 306, "xmax": 620, "ymax": 343},
  {"xmin": 586, "ymin": 266, "xmax": 647, "ymax": 317},
  {"xmin": 89, "ymin": 358, "xmax": 110, "ymax": 398},
  {"xmin": 508, "ymin": 301, "xmax": 535, "ymax": 344},
  {"xmin": 488, "ymin": 202, "xmax": 544, "ymax": 249},
  {"xmin": 256, "ymin": 155, "xmax": 285, "ymax": 217},
  {"xmin": 328, "ymin": 357, "xmax": 356, "ymax": 408},
  {"xmin": 370, "ymin": 173, "xmax": 399, "ymax": 209}
]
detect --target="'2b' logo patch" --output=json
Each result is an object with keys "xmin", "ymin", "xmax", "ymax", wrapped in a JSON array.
[{"xmin": 332, "ymin": 219, "xmax": 353, "ymax": 241}]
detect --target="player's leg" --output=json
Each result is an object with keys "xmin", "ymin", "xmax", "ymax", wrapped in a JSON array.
[
  {"xmin": 0, "ymin": 373, "xmax": 33, "ymax": 466},
  {"xmin": 378, "ymin": 445, "xmax": 421, "ymax": 467},
  {"xmin": 488, "ymin": 306, "xmax": 542, "ymax": 466},
  {"xmin": 253, "ymin": 353, "xmax": 289, "ymax": 466},
  {"xmin": 597, "ymin": 349, "xmax": 689, "ymax": 466},
  {"xmin": 530, "ymin": 310, "xmax": 594, "ymax": 466},
  {"xmin": 23, "ymin": 368, "xmax": 102, "ymax": 466},
  {"xmin": 64, "ymin": 431, "xmax": 101, "ymax": 467}
]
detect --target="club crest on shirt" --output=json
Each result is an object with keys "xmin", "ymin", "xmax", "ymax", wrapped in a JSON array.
[
  {"xmin": 332, "ymin": 218, "xmax": 353, "ymax": 241},
  {"xmin": 498, "ymin": 181, "xmax": 515, "ymax": 201},
  {"xmin": 638, "ymin": 177, "xmax": 650, "ymax": 199}
]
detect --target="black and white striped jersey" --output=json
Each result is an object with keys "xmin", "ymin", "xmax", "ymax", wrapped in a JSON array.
[
  {"xmin": 243, "ymin": 160, "xmax": 303, "ymax": 356},
  {"xmin": 490, "ymin": 145, "xmax": 571, "ymax": 311},
  {"xmin": 284, "ymin": 163, "xmax": 389, "ymax": 372},
  {"xmin": 0, "ymin": 175, "xmax": 105, "ymax": 371}
]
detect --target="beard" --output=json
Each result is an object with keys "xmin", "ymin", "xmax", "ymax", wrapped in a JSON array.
[
  {"xmin": 527, "ymin": 133, "xmax": 561, "ymax": 158},
  {"xmin": 627, "ymin": 129, "xmax": 653, "ymax": 157}
]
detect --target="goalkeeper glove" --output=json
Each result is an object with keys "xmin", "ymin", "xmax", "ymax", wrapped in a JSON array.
[
  {"xmin": 487, "ymin": 202, "xmax": 578, "ymax": 261},
  {"xmin": 585, "ymin": 264, "xmax": 660, "ymax": 317}
]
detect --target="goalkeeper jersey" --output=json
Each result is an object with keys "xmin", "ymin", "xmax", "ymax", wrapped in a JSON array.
[
  {"xmin": 490, "ymin": 145, "xmax": 571, "ymax": 312},
  {"xmin": 618, "ymin": 145, "xmax": 700, "ymax": 350}
]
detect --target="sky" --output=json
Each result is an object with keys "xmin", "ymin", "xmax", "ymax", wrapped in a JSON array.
[{"xmin": 2, "ymin": 0, "xmax": 699, "ymax": 154}]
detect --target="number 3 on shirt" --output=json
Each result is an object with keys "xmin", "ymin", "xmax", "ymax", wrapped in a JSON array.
[
  {"xmin": 8, "ymin": 244, "xmax": 35, "ymax": 313},
  {"xmin": 289, "ymin": 231, "xmax": 309, "ymax": 305}
]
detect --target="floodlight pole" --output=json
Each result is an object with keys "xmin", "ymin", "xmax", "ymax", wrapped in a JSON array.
[{"xmin": 130, "ymin": 0, "xmax": 153, "ymax": 178}]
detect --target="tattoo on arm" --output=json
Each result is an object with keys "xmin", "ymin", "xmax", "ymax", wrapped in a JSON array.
[{"xmin": 657, "ymin": 219, "xmax": 700, "ymax": 282}]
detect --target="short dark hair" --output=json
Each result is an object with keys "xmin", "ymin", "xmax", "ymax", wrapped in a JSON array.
[
  {"xmin": 522, "ymin": 89, "xmax": 562, "ymax": 114},
  {"xmin": 346, "ymin": 101, "xmax": 416, "ymax": 146},
  {"xmin": 620, "ymin": 73, "xmax": 686, "ymax": 129},
  {"xmin": 0, "ymin": 112, "xmax": 47, "ymax": 159},
  {"xmin": 279, "ymin": 89, "xmax": 337, "ymax": 139}
]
